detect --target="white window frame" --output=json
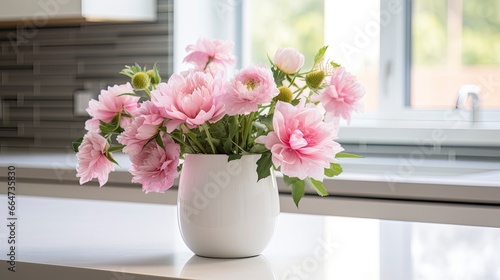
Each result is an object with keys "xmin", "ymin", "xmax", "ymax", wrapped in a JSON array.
[
  {"xmin": 378, "ymin": 0, "xmax": 500, "ymax": 120},
  {"xmin": 340, "ymin": 0, "xmax": 500, "ymax": 147}
]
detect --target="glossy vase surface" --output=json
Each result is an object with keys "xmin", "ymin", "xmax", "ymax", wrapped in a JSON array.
[{"xmin": 177, "ymin": 154, "xmax": 280, "ymax": 258}]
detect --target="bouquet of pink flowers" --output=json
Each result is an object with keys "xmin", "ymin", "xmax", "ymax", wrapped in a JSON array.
[{"xmin": 73, "ymin": 38, "xmax": 364, "ymax": 206}]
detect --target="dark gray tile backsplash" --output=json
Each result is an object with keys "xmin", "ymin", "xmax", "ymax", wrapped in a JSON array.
[{"xmin": 0, "ymin": 0, "xmax": 173, "ymax": 152}]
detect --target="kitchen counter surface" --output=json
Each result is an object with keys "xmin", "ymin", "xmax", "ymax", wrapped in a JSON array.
[
  {"xmin": 2, "ymin": 152, "xmax": 499, "ymax": 187},
  {"xmin": 1, "ymin": 195, "xmax": 500, "ymax": 280},
  {"xmin": 1, "ymin": 153, "xmax": 500, "ymax": 228}
]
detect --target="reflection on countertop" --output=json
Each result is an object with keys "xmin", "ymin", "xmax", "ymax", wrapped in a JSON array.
[{"xmin": 1, "ymin": 195, "xmax": 499, "ymax": 280}]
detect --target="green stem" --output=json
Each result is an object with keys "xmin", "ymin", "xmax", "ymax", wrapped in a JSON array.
[
  {"xmin": 243, "ymin": 112, "xmax": 256, "ymax": 150},
  {"xmin": 169, "ymin": 133, "xmax": 187, "ymax": 147},
  {"xmin": 183, "ymin": 125, "xmax": 207, "ymax": 154},
  {"xmin": 268, "ymin": 100, "xmax": 277, "ymax": 115},
  {"xmin": 144, "ymin": 88, "xmax": 151, "ymax": 99},
  {"xmin": 235, "ymin": 117, "xmax": 240, "ymax": 154},
  {"xmin": 113, "ymin": 111, "xmax": 122, "ymax": 131},
  {"xmin": 201, "ymin": 123, "xmax": 217, "ymax": 154},
  {"xmin": 107, "ymin": 145, "xmax": 125, "ymax": 153},
  {"xmin": 294, "ymin": 85, "xmax": 308, "ymax": 100}
]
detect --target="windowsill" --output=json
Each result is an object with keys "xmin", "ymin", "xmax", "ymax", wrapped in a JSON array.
[{"xmin": 339, "ymin": 118, "xmax": 500, "ymax": 147}]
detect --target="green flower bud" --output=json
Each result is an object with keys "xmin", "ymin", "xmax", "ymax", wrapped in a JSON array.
[
  {"xmin": 305, "ymin": 70, "xmax": 325, "ymax": 89},
  {"xmin": 275, "ymin": 86, "xmax": 293, "ymax": 103},
  {"xmin": 147, "ymin": 70, "xmax": 160, "ymax": 85},
  {"xmin": 131, "ymin": 72, "xmax": 150, "ymax": 90}
]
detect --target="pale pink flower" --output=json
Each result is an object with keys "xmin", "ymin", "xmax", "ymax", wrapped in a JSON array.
[
  {"xmin": 220, "ymin": 65, "xmax": 279, "ymax": 115},
  {"xmin": 117, "ymin": 101, "xmax": 165, "ymax": 155},
  {"xmin": 84, "ymin": 118, "xmax": 100, "ymax": 133},
  {"xmin": 129, "ymin": 133, "xmax": 180, "ymax": 193},
  {"xmin": 76, "ymin": 131, "xmax": 115, "ymax": 187},
  {"xmin": 151, "ymin": 70, "xmax": 226, "ymax": 132},
  {"xmin": 318, "ymin": 67, "xmax": 364, "ymax": 123},
  {"xmin": 256, "ymin": 101, "xmax": 343, "ymax": 181},
  {"xmin": 183, "ymin": 38, "xmax": 237, "ymax": 74},
  {"xmin": 273, "ymin": 47, "xmax": 305, "ymax": 74},
  {"xmin": 86, "ymin": 83, "xmax": 139, "ymax": 129}
]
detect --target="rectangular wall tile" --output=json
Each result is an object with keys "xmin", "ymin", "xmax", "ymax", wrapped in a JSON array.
[{"xmin": 0, "ymin": 0, "xmax": 173, "ymax": 152}]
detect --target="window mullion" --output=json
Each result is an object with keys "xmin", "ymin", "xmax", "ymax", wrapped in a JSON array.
[{"xmin": 379, "ymin": 0, "xmax": 408, "ymax": 115}]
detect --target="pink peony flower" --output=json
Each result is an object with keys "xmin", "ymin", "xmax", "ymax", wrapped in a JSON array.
[
  {"xmin": 183, "ymin": 38, "xmax": 237, "ymax": 74},
  {"xmin": 117, "ymin": 101, "xmax": 165, "ymax": 155},
  {"xmin": 76, "ymin": 131, "xmax": 115, "ymax": 187},
  {"xmin": 273, "ymin": 47, "xmax": 305, "ymax": 74},
  {"xmin": 151, "ymin": 70, "xmax": 226, "ymax": 132},
  {"xmin": 256, "ymin": 101, "xmax": 343, "ymax": 181},
  {"xmin": 318, "ymin": 67, "xmax": 364, "ymax": 123},
  {"xmin": 84, "ymin": 118, "xmax": 101, "ymax": 133},
  {"xmin": 86, "ymin": 83, "xmax": 139, "ymax": 129},
  {"xmin": 220, "ymin": 65, "xmax": 279, "ymax": 115},
  {"xmin": 129, "ymin": 133, "xmax": 180, "ymax": 193}
]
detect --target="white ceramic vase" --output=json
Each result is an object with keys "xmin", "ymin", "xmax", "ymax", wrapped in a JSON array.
[{"xmin": 177, "ymin": 154, "xmax": 280, "ymax": 258}]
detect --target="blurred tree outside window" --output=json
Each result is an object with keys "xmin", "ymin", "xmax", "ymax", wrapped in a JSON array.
[
  {"xmin": 248, "ymin": 0, "xmax": 500, "ymax": 113},
  {"xmin": 412, "ymin": 0, "xmax": 500, "ymax": 109},
  {"xmin": 249, "ymin": 0, "xmax": 324, "ymax": 70}
]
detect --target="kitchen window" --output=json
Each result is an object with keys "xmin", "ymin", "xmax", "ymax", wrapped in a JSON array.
[
  {"xmin": 174, "ymin": 0, "xmax": 500, "ymax": 153},
  {"xmin": 242, "ymin": 0, "xmax": 500, "ymax": 150}
]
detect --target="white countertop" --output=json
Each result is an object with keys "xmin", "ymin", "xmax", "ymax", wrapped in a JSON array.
[
  {"xmin": 1, "ymin": 195, "xmax": 500, "ymax": 280},
  {"xmin": 2, "ymin": 153, "xmax": 500, "ymax": 228}
]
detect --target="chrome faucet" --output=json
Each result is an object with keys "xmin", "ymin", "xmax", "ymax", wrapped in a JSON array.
[{"xmin": 455, "ymin": 84, "xmax": 480, "ymax": 122}]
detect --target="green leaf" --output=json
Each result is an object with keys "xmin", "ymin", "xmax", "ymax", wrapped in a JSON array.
[
  {"xmin": 223, "ymin": 139, "xmax": 233, "ymax": 155},
  {"xmin": 283, "ymin": 175, "xmax": 305, "ymax": 207},
  {"xmin": 105, "ymin": 152, "xmax": 119, "ymax": 166},
  {"xmin": 330, "ymin": 61, "xmax": 341, "ymax": 69},
  {"xmin": 306, "ymin": 178, "xmax": 329, "ymax": 197},
  {"xmin": 249, "ymin": 144, "xmax": 268, "ymax": 154},
  {"xmin": 72, "ymin": 137, "xmax": 84, "ymax": 153},
  {"xmin": 266, "ymin": 53, "xmax": 275, "ymax": 66},
  {"xmin": 256, "ymin": 152, "xmax": 273, "ymax": 181},
  {"xmin": 99, "ymin": 114, "xmax": 121, "ymax": 135},
  {"xmin": 223, "ymin": 116, "xmax": 240, "ymax": 153},
  {"xmin": 210, "ymin": 117, "xmax": 228, "ymax": 139},
  {"xmin": 259, "ymin": 115, "xmax": 273, "ymax": 131},
  {"xmin": 336, "ymin": 152, "xmax": 363, "ymax": 158},
  {"xmin": 313, "ymin": 46, "xmax": 329, "ymax": 67},
  {"xmin": 271, "ymin": 66, "xmax": 285, "ymax": 87},
  {"xmin": 152, "ymin": 63, "xmax": 162, "ymax": 84},
  {"xmin": 142, "ymin": 136, "xmax": 155, "ymax": 150},
  {"xmin": 228, "ymin": 154, "xmax": 242, "ymax": 162},
  {"xmin": 324, "ymin": 162, "xmax": 343, "ymax": 177},
  {"xmin": 119, "ymin": 64, "xmax": 144, "ymax": 78},
  {"xmin": 107, "ymin": 145, "xmax": 124, "ymax": 153},
  {"xmin": 99, "ymin": 120, "xmax": 113, "ymax": 135},
  {"xmin": 155, "ymin": 133, "xmax": 165, "ymax": 150},
  {"xmin": 117, "ymin": 92, "xmax": 139, "ymax": 97}
]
